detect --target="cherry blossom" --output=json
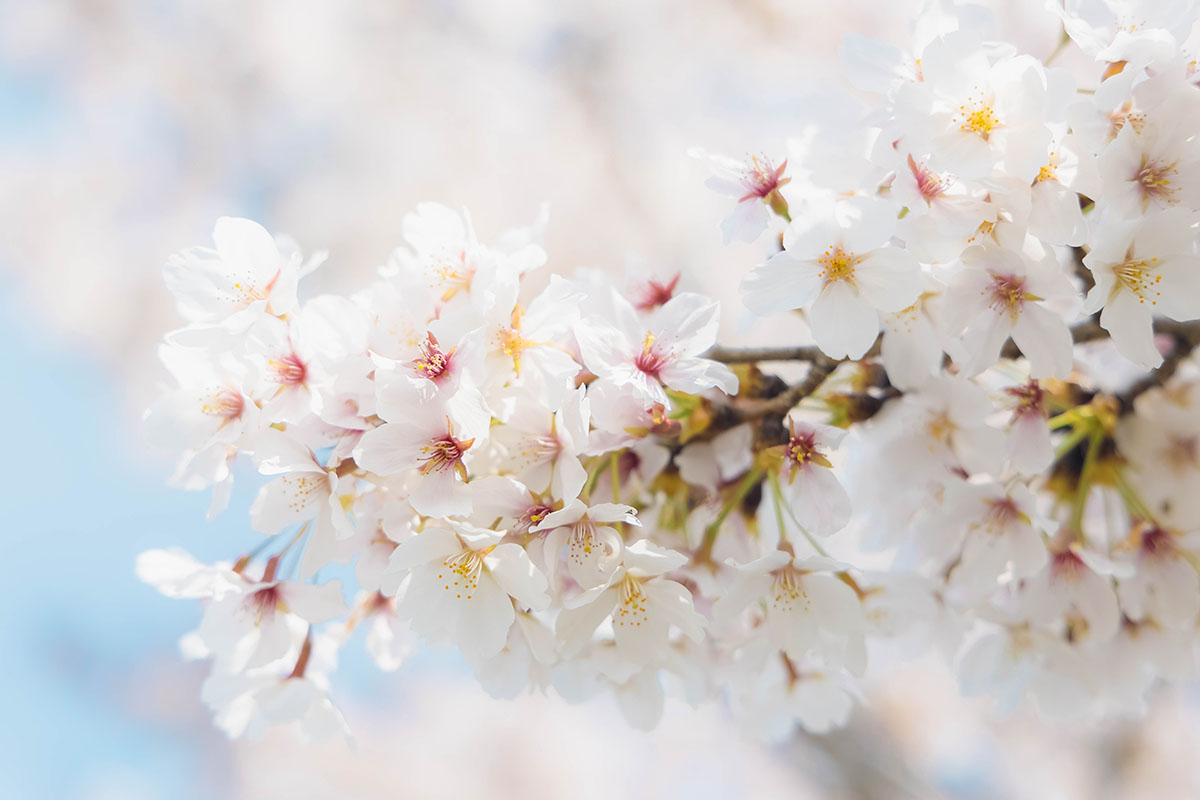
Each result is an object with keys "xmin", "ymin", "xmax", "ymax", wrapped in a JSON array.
[
  {"xmin": 556, "ymin": 540, "xmax": 705, "ymax": 665},
  {"xmin": 1082, "ymin": 207, "xmax": 1200, "ymax": 367},
  {"xmin": 140, "ymin": 3, "xmax": 1200, "ymax": 743},
  {"xmin": 390, "ymin": 521, "xmax": 550, "ymax": 663},
  {"xmin": 163, "ymin": 216, "xmax": 307, "ymax": 332},
  {"xmin": 690, "ymin": 147, "xmax": 792, "ymax": 243},
  {"xmin": 740, "ymin": 196, "xmax": 921, "ymax": 358},
  {"xmin": 576, "ymin": 290, "xmax": 738, "ymax": 407}
]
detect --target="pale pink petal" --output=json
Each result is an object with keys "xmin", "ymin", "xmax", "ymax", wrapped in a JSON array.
[
  {"xmin": 810, "ymin": 282, "xmax": 879, "ymax": 360},
  {"xmin": 740, "ymin": 252, "xmax": 822, "ymax": 315},
  {"xmin": 485, "ymin": 543, "xmax": 550, "ymax": 612}
]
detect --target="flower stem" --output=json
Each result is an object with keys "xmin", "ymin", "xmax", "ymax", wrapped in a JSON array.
[{"xmin": 696, "ymin": 465, "xmax": 764, "ymax": 563}]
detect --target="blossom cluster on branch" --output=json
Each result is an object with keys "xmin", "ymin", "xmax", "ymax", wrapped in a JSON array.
[{"xmin": 141, "ymin": 0, "xmax": 1200, "ymax": 742}]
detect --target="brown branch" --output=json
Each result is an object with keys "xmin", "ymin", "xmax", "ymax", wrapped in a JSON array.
[
  {"xmin": 704, "ymin": 343, "xmax": 828, "ymax": 364},
  {"xmin": 707, "ymin": 318, "xmax": 1200, "ymax": 423},
  {"xmin": 726, "ymin": 356, "xmax": 839, "ymax": 421}
]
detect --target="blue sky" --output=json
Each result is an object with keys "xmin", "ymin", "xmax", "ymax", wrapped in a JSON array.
[
  {"xmin": 0, "ymin": 280, "xmax": 461, "ymax": 799},
  {"xmin": 0, "ymin": 284, "xmax": 244, "ymax": 798}
]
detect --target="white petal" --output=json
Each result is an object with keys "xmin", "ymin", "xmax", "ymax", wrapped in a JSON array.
[
  {"xmin": 387, "ymin": 527, "xmax": 462, "ymax": 573},
  {"xmin": 485, "ymin": 543, "xmax": 550, "ymax": 612},
  {"xmin": 135, "ymin": 548, "xmax": 239, "ymax": 600},
  {"xmin": 409, "ymin": 470, "xmax": 472, "ymax": 519},
  {"xmin": 658, "ymin": 357, "xmax": 740, "ymax": 396},
  {"xmin": 352, "ymin": 423, "xmax": 423, "ymax": 475},
  {"xmin": 809, "ymin": 282, "xmax": 879, "ymax": 359},
  {"xmin": 1100, "ymin": 291, "xmax": 1162, "ymax": 369},
  {"xmin": 281, "ymin": 581, "xmax": 347, "ymax": 623},
  {"xmin": 740, "ymin": 252, "xmax": 822, "ymax": 315},
  {"xmin": 722, "ymin": 200, "xmax": 769, "ymax": 244},
  {"xmin": 644, "ymin": 579, "xmax": 706, "ymax": 642},
  {"xmin": 249, "ymin": 472, "xmax": 330, "ymax": 535},
  {"xmin": 555, "ymin": 589, "xmax": 618, "ymax": 656},
  {"xmin": 622, "ymin": 538, "xmax": 688, "ymax": 576},
  {"xmin": 806, "ymin": 573, "xmax": 865, "ymax": 634},
  {"xmin": 1011, "ymin": 304, "xmax": 1074, "ymax": 379},
  {"xmin": 456, "ymin": 573, "xmax": 516, "ymax": 663},
  {"xmin": 784, "ymin": 465, "xmax": 852, "ymax": 537}
]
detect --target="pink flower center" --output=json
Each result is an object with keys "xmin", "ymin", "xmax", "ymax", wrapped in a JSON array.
[
  {"xmin": 418, "ymin": 432, "xmax": 474, "ymax": 477},
  {"xmin": 986, "ymin": 273, "xmax": 1028, "ymax": 322},
  {"xmin": 633, "ymin": 332, "xmax": 671, "ymax": 378},
  {"xmin": 202, "ymin": 388, "xmax": 245, "ymax": 419},
  {"xmin": 1135, "ymin": 157, "xmax": 1179, "ymax": 206},
  {"xmin": 1005, "ymin": 380, "xmax": 1046, "ymax": 420},
  {"xmin": 907, "ymin": 154, "xmax": 947, "ymax": 203},
  {"xmin": 411, "ymin": 332, "xmax": 452, "ymax": 382},
  {"xmin": 1051, "ymin": 549, "xmax": 1086, "ymax": 580},
  {"xmin": 271, "ymin": 352, "xmax": 307, "ymax": 386},
  {"xmin": 738, "ymin": 156, "xmax": 789, "ymax": 202},
  {"xmin": 982, "ymin": 496, "xmax": 1021, "ymax": 530},
  {"xmin": 516, "ymin": 502, "xmax": 556, "ymax": 534},
  {"xmin": 245, "ymin": 585, "xmax": 281, "ymax": 623},
  {"xmin": 783, "ymin": 421, "xmax": 831, "ymax": 474},
  {"xmin": 634, "ymin": 273, "xmax": 681, "ymax": 311},
  {"xmin": 1141, "ymin": 527, "xmax": 1174, "ymax": 557}
]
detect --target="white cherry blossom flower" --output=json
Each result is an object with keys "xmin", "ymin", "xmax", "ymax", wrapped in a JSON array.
[
  {"xmin": 730, "ymin": 636, "xmax": 857, "ymax": 739},
  {"xmin": 145, "ymin": 343, "xmax": 261, "ymax": 517},
  {"xmin": 903, "ymin": 36, "xmax": 1057, "ymax": 179},
  {"xmin": 1115, "ymin": 526, "xmax": 1200, "ymax": 629},
  {"xmin": 389, "ymin": 521, "xmax": 550, "ymax": 663},
  {"xmin": 585, "ymin": 378, "xmax": 679, "ymax": 453},
  {"xmin": 1097, "ymin": 101, "xmax": 1200, "ymax": 217},
  {"xmin": 530, "ymin": 500, "xmax": 640, "ymax": 596},
  {"xmin": 576, "ymin": 290, "xmax": 738, "ymax": 407},
  {"xmin": 1002, "ymin": 378, "xmax": 1055, "ymax": 475},
  {"xmin": 676, "ymin": 424, "xmax": 754, "ymax": 495},
  {"xmin": 741, "ymin": 196, "xmax": 921, "ymax": 359},
  {"xmin": 689, "ymin": 147, "xmax": 791, "ymax": 243},
  {"xmin": 715, "ymin": 552, "xmax": 866, "ymax": 670},
  {"xmin": 555, "ymin": 540, "xmax": 706, "ymax": 665},
  {"xmin": 248, "ymin": 430, "xmax": 355, "ymax": 578},
  {"xmin": 944, "ymin": 240, "xmax": 1075, "ymax": 378},
  {"xmin": 891, "ymin": 151, "xmax": 993, "ymax": 263},
  {"xmin": 384, "ymin": 202, "xmax": 546, "ymax": 308},
  {"xmin": 1021, "ymin": 546, "xmax": 1123, "ymax": 645},
  {"xmin": 352, "ymin": 386, "xmax": 490, "ymax": 518},
  {"xmin": 1117, "ymin": 380, "xmax": 1200, "ymax": 527},
  {"xmin": 942, "ymin": 482, "xmax": 1049, "ymax": 598},
  {"xmin": 193, "ymin": 566, "xmax": 347, "ymax": 674},
  {"xmin": 878, "ymin": 286, "xmax": 949, "ymax": 391},
  {"xmin": 202, "ymin": 633, "xmax": 349, "ymax": 743},
  {"xmin": 1082, "ymin": 207, "xmax": 1200, "ymax": 368},
  {"xmin": 765, "ymin": 418, "xmax": 852, "ymax": 538},
  {"xmin": 163, "ymin": 216, "xmax": 307, "ymax": 331},
  {"xmin": 490, "ymin": 386, "xmax": 589, "ymax": 502}
]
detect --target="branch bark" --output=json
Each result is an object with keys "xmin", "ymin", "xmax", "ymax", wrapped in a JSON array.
[{"xmin": 707, "ymin": 317, "xmax": 1200, "ymax": 422}]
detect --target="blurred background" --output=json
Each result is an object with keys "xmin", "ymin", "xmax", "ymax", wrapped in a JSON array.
[{"xmin": 2, "ymin": 1, "xmax": 1198, "ymax": 798}]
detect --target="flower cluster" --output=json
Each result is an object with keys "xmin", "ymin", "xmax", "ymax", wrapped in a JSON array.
[{"xmin": 143, "ymin": 1, "xmax": 1200, "ymax": 742}]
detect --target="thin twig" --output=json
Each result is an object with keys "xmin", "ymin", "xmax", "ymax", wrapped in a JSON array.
[
  {"xmin": 727, "ymin": 357, "xmax": 839, "ymax": 421},
  {"xmin": 704, "ymin": 343, "xmax": 828, "ymax": 364}
]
